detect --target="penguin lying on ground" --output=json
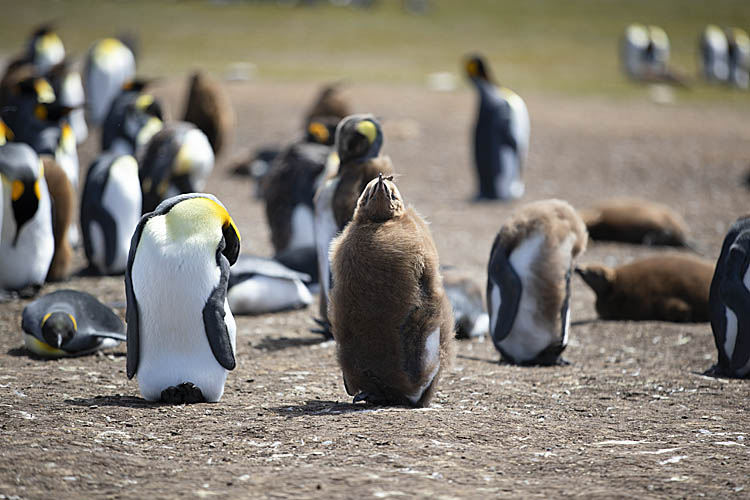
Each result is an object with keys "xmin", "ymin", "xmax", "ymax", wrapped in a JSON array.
[
  {"xmin": 579, "ymin": 198, "xmax": 694, "ymax": 249},
  {"xmin": 0, "ymin": 136, "xmax": 53, "ymax": 298},
  {"xmin": 465, "ymin": 54, "xmax": 529, "ymax": 201},
  {"xmin": 227, "ymin": 254, "xmax": 313, "ymax": 315},
  {"xmin": 183, "ymin": 71, "xmax": 235, "ymax": 158},
  {"xmin": 81, "ymin": 152, "xmax": 142, "ymax": 275},
  {"xmin": 487, "ymin": 199, "xmax": 588, "ymax": 365},
  {"xmin": 138, "ymin": 121, "xmax": 214, "ymax": 213},
  {"xmin": 313, "ymin": 114, "xmax": 393, "ymax": 337},
  {"xmin": 42, "ymin": 156, "xmax": 74, "ymax": 282},
  {"xmin": 84, "ymin": 37, "xmax": 137, "ymax": 126},
  {"xmin": 126, "ymin": 193, "xmax": 240, "ymax": 404},
  {"xmin": 329, "ymin": 174, "xmax": 455, "ymax": 407},
  {"xmin": 577, "ymin": 254, "xmax": 713, "ymax": 322},
  {"xmin": 101, "ymin": 80, "xmax": 164, "ymax": 155},
  {"xmin": 708, "ymin": 216, "xmax": 750, "ymax": 378},
  {"xmin": 441, "ymin": 267, "xmax": 489, "ymax": 339},
  {"xmin": 21, "ymin": 289, "xmax": 125, "ymax": 357}
]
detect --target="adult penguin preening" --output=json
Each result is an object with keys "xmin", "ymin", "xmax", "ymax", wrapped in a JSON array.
[
  {"xmin": 465, "ymin": 54, "xmax": 529, "ymax": 201},
  {"xmin": 125, "ymin": 193, "xmax": 241, "ymax": 404}
]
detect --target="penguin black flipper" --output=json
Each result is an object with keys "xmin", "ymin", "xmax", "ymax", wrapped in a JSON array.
[
  {"xmin": 559, "ymin": 264, "xmax": 573, "ymax": 346},
  {"xmin": 719, "ymin": 239, "xmax": 750, "ymax": 375},
  {"xmin": 125, "ymin": 209, "xmax": 149, "ymax": 379},
  {"xmin": 81, "ymin": 153, "xmax": 120, "ymax": 268},
  {"xmin": 486, "ymin": 237, "xmax": 522, "ymax": 346},
  {"xmin": 202, "ymin": 238, "xmax": 236, "ymax": 371}
]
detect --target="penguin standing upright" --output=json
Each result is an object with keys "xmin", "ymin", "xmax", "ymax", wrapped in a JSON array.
[
  {"xmin": 708, "ymin": 216, "xmax": 750, "ymax": 378},
  {"xmin": 81, "ymin": 152, "xmax": 142, "ymax": 275},
  {"xmin": 84, "ymin": 37, "xmax": 136, "ymax": 126},
  {"xmin": 700, "ymin": 25, "xmax": 730, "ymax": 83},
  {"xmin": 126, "ymin": 193, "xmax": 240, "ymax": 403},
  {"xmin": 487, "ymin": 199, "xmax": 587, "ymax": 365},
  {"xmin": 138, "ymin": 121, "xmax": 214, "ymax": 213},
  {"xmin": 329, "ymin": 174, "xmax": 455, "ymax": 407},
  {"xmin": 313, "ymin": 114, "xmax": 393, "ymax": 335},
  {"xmin": 22, "ymin": 289, "xmax": 125, "ymax": 357},
  {"xmin": 101, "ymin": 80, "xmax": 163, "ymax": 155},
  {"xmin": 465, "ymin": 54, "xmax": 529, "ymax": 201},
  {"xmin": 183, "ymin": 71, "xmax": 235, "ymax": 158},
  {"xmin": 48, "ymin": 59, "xmax": 88, "ymax": 144},
  {"xmin": 726, "ymin": 28, "xmax": 750, "ymax": 89},
  {"xmin": 0, "ymin": 139, "xmax": 53, "ymax": 295}
]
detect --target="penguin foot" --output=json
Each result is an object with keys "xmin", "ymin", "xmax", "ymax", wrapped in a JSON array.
[
  {"xmin": 160, "ymin": 382, "xmax": 206, "ymax": 404},
  {"xmin": 311, "ymin": 318, "xmax": 333, "ymax": 339},
  {"xmin": 352, "ymin": 391, "xmax": 388, "ymax": 405}
]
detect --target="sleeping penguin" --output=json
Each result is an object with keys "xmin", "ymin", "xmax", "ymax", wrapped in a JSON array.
[
  {"xmin": 138, "ymin": 121, "xmax": 214, "ymax": 214},
  {"xmin": 0, "ymin": 136, "xmax": 54, "ymax": 297},
  {"xmin": 126, "ymin": 193, "xmax": 240, "ymax": 404},
  {"xmin": 81, "ymin": 152, "xmax": 142, "ymax": 275},
  {"xmin": 84, "ymin": 37, "xmax": 137, "ymax": 126},
  {"xmin": 329, "ymin": 174, "xmax": 455, "ymax": 407},
  {"xmin": 465, "ymin": 54, "xmax": 529, "ymax": 201},
  {"xmin": 487, "ymin": 199, "xmax": 588, "ymax": 365},
  {"xmin": 21, "ymin": 289, "xmax": 125, "ymax": 357},
  {"xmin": 708, "ymin": 216, "xmax": 750, "ymax": 378},
  {"xmin": 313, "ymin": 114, "xmax": 393, "ymax": 336}
]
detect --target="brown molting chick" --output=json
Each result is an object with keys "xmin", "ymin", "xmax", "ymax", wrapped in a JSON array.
[
  {"xmin": 579, "ymin": 198, "xmax": 691, "ymax": 248},
  {"xmin": 42, "ymin": 156, "xmax": 74, "ymax": 282},
  {"xmin": 304, "ymin": 83, "xmax": 351, "ymax": 125},
  {"xmin": 329, "ymin": 174, "xmax": 455, "ymax": 407},
  {"xmin": 576, "ymin": 254, "xmax": 714, "ymax": 322},
  {"xmin": 183, "ymin": 71, "xmax": 236, "ymax": 158}
]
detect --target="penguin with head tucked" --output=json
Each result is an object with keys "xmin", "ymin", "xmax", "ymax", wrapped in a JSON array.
[
  {"xmin": 0, "ymin": 131, "xmax": 53, "ymax": 296},
  {"xmin": 708, "ymin": 216, "xmax": 750, "ymax": 378},
  {"xmin": 84, "ymin": 37, "xmax": 137, "ymax": 126},
  {"xmin": 313, "ymin": 114, "xmax": 393, "ymax": 336},
  {"xmin": 81, "ymin": 151, "xmax": 142, "ymax": 275},
  {"xmin": 101, "ymin": 79, "xmax": 163, "ymax": 155},
  {"xmin": 138, "ymin": 121, "xmax": 214, "ymax": 214},
  {"xmin": 487, "ymin": 199, "xmax": 587, "ymax": 365},
  {"xmin": 183, "ymin": 70, "xmax": 235, "ymax": 158},
  {"xmin": 329, "ymin": 174, "xmax": 455, "ymax": 407},
  {"xmin": 577, "ymin": 254, "xmax": 713, "ymax": 322},
  {"xmin": 126, "ymin": 193, "xmax": 240, "ymax": 403},
  {"xmin": 22, "ymin": 289, "xmax": 125, "ymax": 357},
  {"xmin": 465, "ymin": 54, "xmax": 529, "ymax": 201}
]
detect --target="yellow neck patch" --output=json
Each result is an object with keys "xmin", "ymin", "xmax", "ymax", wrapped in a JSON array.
[
  {"xmin": 135, "ymin": 94, "xmax": 155, "ymax": 110},
  {"xmin": 24, "ymin": 334, "xmax": 67, "ymax": 357},
  {"xmin": 34, "ymin": 79, "xmax": 55, "ymax": 104},
  {"xmin": 11, "ymin": 180, "xmax": 24, "ymax": 201},
  {"xmin": 355, "ymin": 120, "xmax": 377, "ymax": 145},
  {"xmin": 467, "ymin": 60, "xmax": 479, "ymax": 77},
  {"xmin": 308, "ymin": 121, "xmax": 330, "ymax": 143}
]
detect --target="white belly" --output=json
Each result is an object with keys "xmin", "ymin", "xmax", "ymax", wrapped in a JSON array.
[
  {"xmin": 103, "ymin": 162, "xmax": 142, "ymax": 273},
  {"xmin": 286, "ymin": 204, "xmax": 316, "ymax": 250},
  {"xmin": 227, "ymin": 275, "xmax": 312, "ymax": 315},
  {"xmin": 131, "ymin": 224, "xmax": 235, "ymax": 402}
]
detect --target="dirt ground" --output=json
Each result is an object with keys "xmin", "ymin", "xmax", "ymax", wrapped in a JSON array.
[{"xmin": 1, "ymin": 80, "xmax": 750, "ymax": 499}]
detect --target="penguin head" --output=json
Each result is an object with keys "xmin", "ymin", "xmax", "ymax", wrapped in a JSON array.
[
  {"xmin": 335, "ymin": 114, "xmax": 383, "ymax": 165},
  {"xmin": 123, "ymin": 92, "xmax": 163, "ymax": 145},
  {"xmin": 464, "ymin": 54, "xmax": 492, "ymax": 82},
  {"xmin": 163, "ymin": 195, "xmax": 240, "ymax": 265},
  {"xmin": 355, "ymin": 173, "xmax": 404, "ymax": 222},
  {"xmin": 28, "ymin": 25, "xmax": 65, "ymax": 74},
  {"xmin": 305, "ymin": 117, "xmax": 338, "ymax": 146},
  {"xmin": 3, "ymin": 151, "xmax": 44, "ymax": 246},
  {"xmin": 40, "ymin": 312, "xmax": 77, "ymax": 349},
  {"xmin": 575, "ymin": 264, "xmax": 615, "ymax": 297}
]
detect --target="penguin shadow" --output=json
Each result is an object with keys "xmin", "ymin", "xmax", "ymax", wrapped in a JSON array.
[
  {"xmin": 65, "ymin": 394, "xmax": 163, "ymax": 409},
  {"xmin": 252, "ymin": 335, "xmax": 331, "ymax": 353},
  {"xmin": 457, "ymin": 353, "xmax": 573, "ymax": 367},
  {"xmin": 270, "ymin": 399, "xmax": 387, "ymax": 417}
]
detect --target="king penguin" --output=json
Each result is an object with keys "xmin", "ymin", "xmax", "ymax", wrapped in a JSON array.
[
  {"xmin": 465, "ymin": 54, "xmax": 529, "ymax": 201},
  {"xmin": 700, "ymin": 25, "xmax": 730, "ymax": 83},
  {"xmin": 313, "ymin": 114, "xmax": 393, "ymax": 336},
  {"xmin": 126, "ymin": 193, "xmax": 241, "ymax": 404},
  {"xmin": 84, "ymin": 37, "xmax": 136, "ymax": 126},
  {"xmin": 329, "ymin": 174, "xmax": 455, "ymax": 407},
  {"xmin": 708, "ymin": 216, "xmax": 750, "ymax": 377},
  {"xmin": 138, "ymin": 121, "xmax": 215, "ymax": 214},
  {"xmin": 183, "ymin": 71, "xmax": 236, "ymax": 158},
  {"xmin": 22, "ymin": 289, "xmax": 125, "ymax": 357},
  {"xmin": 487, "ymin": 199, "xmax": 588, "ymax": 365},
  {"xmin": 726, "ymin": 28, "xmax": 750, "ymax": 89},
  {"xmin": 101, "ymin": 80, "xmax": 164, "ymax": 155},
  {"xmin": 0, "ymin": 132, "xmax": 54, "ymax": 296},
  {"xmin": 81, "ymin": 151, "xmax": 142, "ymax": 275}
]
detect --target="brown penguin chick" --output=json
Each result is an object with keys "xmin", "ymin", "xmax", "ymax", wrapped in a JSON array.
[
  {"xmin": 579, "ymin": 198, "xmax": 691, "ymax": 248},
  {"xmin": 576, "ymin": 254, "xmax": 714, "ymax": 322},
  {"xmin": 329, "ymin": 174, "xmax": 455, "ymax": 407},
  {"xmin": 41, "ymin": 156, "xmax": 74, "ymax": 282},
  {"xmin": 304, "ymin": 82, "xmax": 351, "ymax": 125},
  {"xmin": 183, "ymin": 71, "xmax": 236, "ymax": 158}
]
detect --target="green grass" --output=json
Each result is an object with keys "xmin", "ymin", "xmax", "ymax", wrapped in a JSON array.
[{"xmin": 1, "ymin": 0, "xmax": 749, "ymax": 103}]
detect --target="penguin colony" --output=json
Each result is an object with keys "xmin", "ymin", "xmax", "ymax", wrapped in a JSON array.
[{"xmin": 0, "ymin": 22, "xmax": 747, "ymax": 414}]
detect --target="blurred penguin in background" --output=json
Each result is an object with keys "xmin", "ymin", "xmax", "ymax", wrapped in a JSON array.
[
  {"xmin": 183, "ymin": 71, "xmax": 235, "ymax": 158},
  {"xmin": 700, "ymin": 25, "xmax": 730, "ymax": 83},
  {"xmin": 101, "ymin": 79, "xmax": 163, "ymax": 155},
  {"xmin": 621, "ymin": 24, "xmax": 670, "ymax": 81},
  {"xmin": 84, "ymin": 37, "xmax": 136, "ymax": 126},
  {"xmin": 465, "ymin": 54, "xmax": 529, "ymax": 201},
  {"xmin": 726, "ymin": 27, "xmax": 750, "ymax": 89}
]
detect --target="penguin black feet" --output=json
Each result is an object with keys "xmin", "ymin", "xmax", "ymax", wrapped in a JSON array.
[
  {"xmin": 311, "ymin": 318, "xmax": 334, "ymax": 339},
  {"xmin": 352, "ymin": 391, "xmax": 389, "ymax": 406},
  {"xmin": 160, "ymin": 382, "xmax": 206, "ymax": 404}
]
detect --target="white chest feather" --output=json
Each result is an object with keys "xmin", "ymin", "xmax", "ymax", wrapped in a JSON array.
[
  {"xmin": 227, "ymin": 275, "xmax": 312, "ymax": 315},
  {"xmin": 131, "ymin": 219, "xmax": 235, "ymax": 402},
  {"xmin": 287, "ymin": 204, "xmax": 316, "ymax": 250},
  {"xmin": 314, "ymin": 179, "xmax": 340, "ymax": 300},
  {"xmin": 405, "ymin": 326, "xmax": 441, "ymax": 405},
  {"xmin": 104, "ymin": 157, "xmax": 142, "ymax": 272}
]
